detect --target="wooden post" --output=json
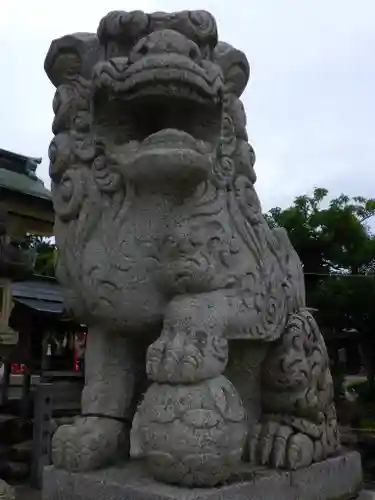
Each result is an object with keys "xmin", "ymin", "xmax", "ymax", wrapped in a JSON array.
[
  {"xmin": 20, "ymin": 367, "xmax": 31, "ymax": 420},
  {"xmin": 0, "ymin": 361, "xmax": 11, "ymax": 407},
  {"xmin": 31, "ymin": 382, "xmax": 53, "ymax": 489},
  {"xmin": 31, "ymin": 379, "xmax": 83, "ymax": 489}
]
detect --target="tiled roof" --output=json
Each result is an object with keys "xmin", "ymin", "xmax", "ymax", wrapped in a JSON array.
[
  {"xmin": 11, "ymin": 277, "xmax": 64, "ymax": 315},
  {"xmin": 0, "ymin": 148, "xmax": 51, "ymax": 201}
]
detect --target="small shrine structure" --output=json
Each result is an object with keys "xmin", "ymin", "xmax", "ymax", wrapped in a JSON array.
[{"xmin": 0, "ymin": 147, "xmax": 53, "ymax": 353}]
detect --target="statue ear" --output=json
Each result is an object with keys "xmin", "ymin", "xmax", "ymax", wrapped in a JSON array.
[
  {"xmin": 213, "ymin": 42, "xmax": 250, "ymax": 98},
  {"xmin": 44, "ymin": 33, "xmax": 99, "ymax": 88}
]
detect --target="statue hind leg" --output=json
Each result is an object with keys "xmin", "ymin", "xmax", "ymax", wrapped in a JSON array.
[
  {"xmin": 250, "ymin": 309, "xmax": 340, "ymax": 470},
  {"xmin": 52, "ymin": 327, "xmax": 144, "ymax": 472}
]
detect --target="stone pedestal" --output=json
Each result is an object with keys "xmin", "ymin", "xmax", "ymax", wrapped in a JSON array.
[{"xmin": 42, "ymin": 451, "xmax": 363, "ymax": 500}]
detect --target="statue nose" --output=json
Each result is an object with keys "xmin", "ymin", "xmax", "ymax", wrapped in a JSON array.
[
  {"xmin": 108, "ymin": 57, "xmax": 129, "ymax": 73},
  {"xmin": 129, "ymin": 29, "xmax": 202, "ymax": 63}
]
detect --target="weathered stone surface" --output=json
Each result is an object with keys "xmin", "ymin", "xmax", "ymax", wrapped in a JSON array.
[
  {"xmin": 290, "ymin": 450, "xmax": 362, "ymax": 500},
  {"xmin": 43, "ymin": 452, "xmax": 362, "ymax": 500},
  {"xmin": 131, "ymin": 376, "xmax": 247, "ymax": 486},
  {"xmin": 14, "ymin": 485, "xmax": 40, "ymax": 500},
  {"xmin": 0, "ymin": 479, "xmax": 15, "ymax": 500},
  {"xmin": 45, "ymin": 5, "xmax": 346, "ymax": 490}
]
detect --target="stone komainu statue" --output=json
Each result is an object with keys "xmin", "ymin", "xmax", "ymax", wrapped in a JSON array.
[{"xmin": 45, "ymin": 10, "xmax": 340, "ymax": 487}]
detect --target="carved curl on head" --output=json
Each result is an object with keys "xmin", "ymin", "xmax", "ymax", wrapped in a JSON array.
[
  {"xmin": 97, "ymin": 10, "xmax": 150, "ymax": 44},
  {"xmin": 45, "ymin": 33, "xmax": 100, "ymax": 87},
  {"xmin": 213, "ymin": 42, "xmax": 250, "ymax": 98},
  {"xmin": 97, "ymin": 10, "xmax": 218, "ymax": 56}
]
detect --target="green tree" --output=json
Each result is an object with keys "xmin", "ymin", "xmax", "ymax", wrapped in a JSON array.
[
  {"xmin": 265, "ymin": 188, "xmax": 375, "ymax": 275},
  {"xmin": 14, "ymin": 235, "xmax": 56, "ymax": 277},
  {"xmin": 266, "ymin": 188, "xmax": 375, "ymax": 395}
]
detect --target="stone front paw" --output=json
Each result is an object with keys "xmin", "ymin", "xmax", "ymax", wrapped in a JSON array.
[
  {"xmin": 249, "ymin": 421, "xmax": 315, "ymax": 470},
  {"xmin": 146, "ymin": 330, "xmax": 228, "ymax": 384},
  {"xmin": 52, "ymin": 417, "xmax": 127, "ymax": 471},
  {"xmin": 147, "ymin": 295, "xmax": 228, "ymax": 383}
]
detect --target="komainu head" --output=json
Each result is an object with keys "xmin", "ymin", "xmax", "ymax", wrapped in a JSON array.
[{"xmin": 45, "ymin": 10, "xmax": 255, "ymax": 195}]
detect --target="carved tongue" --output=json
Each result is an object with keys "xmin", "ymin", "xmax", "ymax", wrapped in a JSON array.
[{"xmin": 143, "ymin": 129, "xmax": 197, "ymax": 149}]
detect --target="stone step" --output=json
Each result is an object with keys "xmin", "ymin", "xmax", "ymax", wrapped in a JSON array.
[
  {"xmin": 8, "ymin": 441, "xmax": 32, "ymax": 463},
  {"xmin": 0, "ymin": 415, "xmax": 18, "ymax": 426},
  {"xmin": 54, "ymin": 416, "xmax": 75, "ymax": 427},
  {"xmin": 0, "ymin": 460, "xmax": 29, "ymax": 482},
  {"xmin": 14, "ymin": 485, "xmax": 40, "ymax": 500},
  {"xmin": 0, "ymin": 416, "xmax": 32, "ymax": 446},
  {"xmin": 359, "ymin": 492, "xmax": 375, "ymax": 499}
]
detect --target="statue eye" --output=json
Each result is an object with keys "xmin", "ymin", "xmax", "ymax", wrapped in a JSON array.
[{"xmin": 194, "ymin": 330, "xmax": 208, "ymax": 345}]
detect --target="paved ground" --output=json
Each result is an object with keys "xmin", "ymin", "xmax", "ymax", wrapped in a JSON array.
[
  {"xmin": 15, "ymin": 485, "xmax": 40, "ymax": 500},
  {"xmin": 12, "ymin": 482, "xmax": 375, "ymax": 500}
]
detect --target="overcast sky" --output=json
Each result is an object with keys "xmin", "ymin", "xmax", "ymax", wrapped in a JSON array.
[{"xmin": 0, "ymin": 0, "xmax": 374, "ymax": 211}]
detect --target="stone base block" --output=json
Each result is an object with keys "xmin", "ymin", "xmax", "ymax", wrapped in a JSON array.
[{"xmin": 42, "ymin": 451, "xmax": 362, "ymax": 500}]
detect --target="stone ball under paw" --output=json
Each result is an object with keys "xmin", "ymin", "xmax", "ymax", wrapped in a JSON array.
[{"xmin": 133, "ymin": 375, "xmax": 247, "ymax": 487}]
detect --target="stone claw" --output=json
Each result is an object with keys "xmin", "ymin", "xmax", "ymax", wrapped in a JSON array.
[
  {"xmin": 250, "ymin": 420, "xmax": 315, "ymax": 470},
  {"xmin": 260, "ymin": 421, "xmax": 278, "ymax": 465},
  {"xmin": 272, "ymin": 425, "xmax": 293, "ymax": 468},
  {"xmin": 146, "ymin": 333, "xmax": 203, "ymax": 383},
  {"xmin": 52, "ymin": 417, "xmax": 127, "ymax": 472}
]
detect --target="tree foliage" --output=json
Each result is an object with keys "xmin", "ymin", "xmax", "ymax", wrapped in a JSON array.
[
  {"xmin": 15, "ymin": 235, "xmax": 56, "ymax": 277},
  {"xmin": 265, "ymin": 188, "xmax": 375, "ymax": 275},
  {"xmin": 266, "ymin": 188, "xmax": 375, "ymax": 394}
]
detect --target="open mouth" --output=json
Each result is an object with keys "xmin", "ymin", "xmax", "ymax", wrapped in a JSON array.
[{"xmin": 94, "ymin": 74, "xmax": 222, "ymax": 146}]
